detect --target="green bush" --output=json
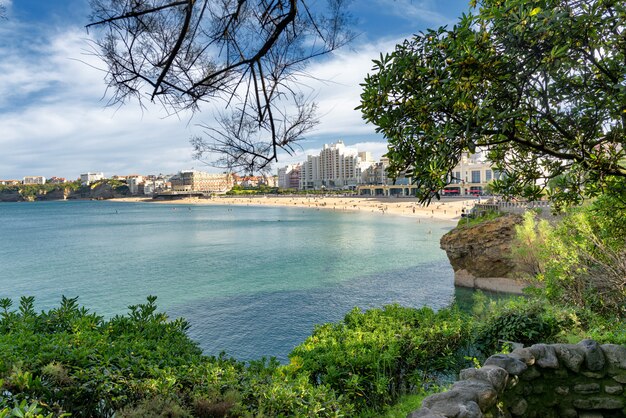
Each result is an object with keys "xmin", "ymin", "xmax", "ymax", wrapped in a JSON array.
[
  {"xmin": 473, "ymin": 296, "xmax": 581, "ymax": 355},
  {"xmin": 0, "ymin": 296, "xmax": 354, "ymax": 418},
  {"xmin": 289, "ymin": 304, "xmax": 472, "ymax": 411},
  {"xmin": 510, "ymin": 193, "xmax": 626, "ymax": 317}
]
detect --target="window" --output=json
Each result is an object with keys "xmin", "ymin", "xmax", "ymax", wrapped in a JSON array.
[
  {"xmin": 486, "ymin": 170, "xmax": 492, "ymax": 181},
  {"xmin": 471, "ymin": 170, "xmax": 481, "ymax": 183}
]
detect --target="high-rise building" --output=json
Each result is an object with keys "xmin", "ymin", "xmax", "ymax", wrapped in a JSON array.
[
  {"xmin": 277, "ymin": 164, "xmax": 301, "ymax": 189},
  {"xmin": 299, "ymin": 141, "xmax": 374, "ymax": 190}
]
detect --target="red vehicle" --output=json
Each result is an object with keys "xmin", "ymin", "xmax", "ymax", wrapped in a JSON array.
[
  {"xmin": 443, "ymin": 187, "xmax": 461, "ymax": 196},
  {"xmin": 469, "ymin": 186, "xmax": 483, "ymax": 196}
]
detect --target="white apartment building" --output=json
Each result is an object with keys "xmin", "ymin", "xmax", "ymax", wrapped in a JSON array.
[
  {"xmin": 80, "ymin": 172, "xmax": 105, "ymax": 186},
  {"xmin": 300, "ymin": 141, "xmax": 374, "ymax": 190},
  {"xmin": 442, "ymin": 153, "xmax": 499, "ymax": 196},
  {"xmin": 23, "ymin": 176, "xmax": 46, "ymax": 185}
]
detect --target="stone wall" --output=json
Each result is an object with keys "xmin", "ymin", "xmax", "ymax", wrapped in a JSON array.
[{"xmin": 409, "ymin": 340, "xmax": 626, "ymax": 418}]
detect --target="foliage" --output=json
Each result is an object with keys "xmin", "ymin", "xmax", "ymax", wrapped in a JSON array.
[
  {"xmin": 290, "ymin": 304, "xmax": 472, "ymax": 411},
  {"xmin": 510, "ymin": 211, "xmax": 551, "ymax": 278},
  {"xmin": 0, "ymin": 400, "xmax": 58, "ymax": 418},
  {"xmin": 88, "ymin": 0, "xmax": 354, "ymax": 172},
  {"xmin": 472, "ymin": 295, "xmax": 582, "ymax": 355},
  {"xmin": 510, "ymin": 193, "xmax": 626, "ymax": 316},
  {"xmin": 359, "ymin": 0, "xmax": 626, "ymax": 205},
  {"xmin": 225, "ymin": 184, "xmax": 280, "ymax": 195},
  {"xmin": 0, "ymin": 296, "xmax": 351, "ymax": 418},
  {"xmin": 0, "ymin": 182, "xmax": 81, "ymax": 200},
  {"xmin": 455, "ymin": 209, "xmax": 504, "ymax": 229}
]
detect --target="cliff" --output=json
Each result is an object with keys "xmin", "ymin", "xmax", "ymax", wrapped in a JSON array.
[
  {"xmin": 440, "ymin": 214, "xmax": 529, "ymax": 294},
  {"xmin": 0, "ymin": 182, "xmax": 130, "ymax": 202}
]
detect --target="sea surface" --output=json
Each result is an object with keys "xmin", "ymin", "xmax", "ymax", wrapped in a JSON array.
[{"xmin": 0, "ymin": 200, "xmax": 457, "ymax": 362}]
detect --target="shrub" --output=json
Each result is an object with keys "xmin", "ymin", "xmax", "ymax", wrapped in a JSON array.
[{"xmin": 289, "ymin": 304, "xmax": 472, "ymax": 411}]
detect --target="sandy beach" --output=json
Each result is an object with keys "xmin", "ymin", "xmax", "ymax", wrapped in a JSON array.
[{"xmin": 113, "ymin": 195, "xmax": 477, "ymax": 222}]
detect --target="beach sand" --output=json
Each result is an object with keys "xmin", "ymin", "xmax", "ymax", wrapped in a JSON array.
[{"xmin": 112, "ymin": 195, "xmax": 476, "ymax": 222}]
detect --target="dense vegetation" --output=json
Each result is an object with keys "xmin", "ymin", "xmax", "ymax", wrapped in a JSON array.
[
  {"xmin": 2, "ymin": 269, "xmax": 624, "ymax": 417},
  {"xmin": 359, "ymin": 0, "xmax": 626, "ymax": 206}
]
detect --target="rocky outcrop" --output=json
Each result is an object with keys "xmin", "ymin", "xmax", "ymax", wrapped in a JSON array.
[
  {"xmin": 0, "ymin": 183, "xmax": 130, "ymax": 202},
  {"xmin": 0, "ymin": 189, "xmax": 23, "ymax": 202},
  {"xmin": 36, "ymin": 187, "xmax": 71, "ymax": 201},
  {"xmin": 440, "ymin": 214, "xmax": 528, "ymax": 294},
  {"xmin": 408, "ymin": 340, "xmax": 626, "ymax": 418}
]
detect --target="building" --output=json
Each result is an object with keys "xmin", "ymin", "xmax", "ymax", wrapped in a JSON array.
[
  {"xmin": 361, "ymin": 157, "xmax": 389, "ymax": 185},
  {"xmin": 277, "ymin": 164, "xmax": 301, "ymax": 189},
  {"xmin": 23, "ymin": 176, "xmax": 46, "ymax": 185},
  {"xmin": 80, "ymin": 172, "xmax": 105, "ymax": 186},
  {"xmin": 442, "ymin": 153, "xmax": 498, "ymax": 196},
  {"xmin": 47, "ymin": 177, "xmax": 67, "ymax": 184},
  {"xmin": 0, "ymin": 180, "xmax": 21, "ymax": 186},
  {"xmin": 143, "ymin": 179, "xmax": 168, "ymax": 195},
  {"xmin": 170, "ymin": 170, "xmax": 234, "ymax": 194},
  {"xmin": 127, "ymin": 175, "xmax": 144, "ymax": 195},
  {"xmin": 299, "ymin": 141, "xmax": 375, "ymax": 190}
]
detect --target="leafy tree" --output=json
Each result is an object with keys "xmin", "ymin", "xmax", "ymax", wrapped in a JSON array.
[
  {"xmin": 359, "ymin": 0, "xmax": 626, "ymax": 206},
  {"xmin": 87, "ymin": 0, "xmax": 353, "ymax": 173}
]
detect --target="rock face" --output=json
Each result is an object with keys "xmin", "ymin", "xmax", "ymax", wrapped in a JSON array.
[
  {"xmin": 440, "ymin": 214, "xmax": 528, "ymax": 293},
  {"xmin": 36, "ymin": 188, "xmax": 71, "ymax": 201},
  {"xmin": 0, "ymin": 189, "xmax": 23, "ymax": 202}
]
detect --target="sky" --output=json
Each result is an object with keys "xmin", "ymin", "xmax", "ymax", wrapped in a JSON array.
[{"xmin": 0, "ymin": 0, "xmax": 471, "ymax": 180}]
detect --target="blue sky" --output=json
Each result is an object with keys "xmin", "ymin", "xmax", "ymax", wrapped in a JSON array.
[{"xmin": 0, "ymin": 0, "xmax": 470, "ymax": 180}]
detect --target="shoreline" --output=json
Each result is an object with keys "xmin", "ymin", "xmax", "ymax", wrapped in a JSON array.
[{"xmin": 111, "ymin": 195, "xmax": 476, "ymax": 222}]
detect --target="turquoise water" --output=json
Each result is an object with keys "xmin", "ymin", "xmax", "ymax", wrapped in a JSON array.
[{"xmin": 0, "ymin": 200, "xmax": 456, "ymax": 361}]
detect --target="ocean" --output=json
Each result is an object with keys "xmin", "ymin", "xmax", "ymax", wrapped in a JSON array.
[{"xmin": 0, "ymin": 200, "xmax": 457, "ymax": 361}]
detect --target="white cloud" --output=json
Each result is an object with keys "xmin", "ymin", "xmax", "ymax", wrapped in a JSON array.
[
  {"xmin": 371, "ymin": 0, "xmax": 458, "ymax": 28},
  {"xmin": 0, "ymin": 12, "xmax": 414, "ymax": 179},
  {"xmin": 0, "ymin": 24, "xmax": 206, "ymax": 180}
]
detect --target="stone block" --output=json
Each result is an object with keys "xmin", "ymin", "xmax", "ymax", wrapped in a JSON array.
[
  {"xmin": 613, "ymin": 374, "xmax": 626, "ymax": 383},
  {"xmin": 581, "ymin": 370, "xmax": 606, "ymax": 379},
  {"xmin": 459, "ymin": 365, "xmax": 509, "ymax": 393},
  {"xmin": 529, "ymin": 344, "xmax": 559, "ymax": 368},
  {"xmin": 484, "ymin": 354, "xmax": 527, "ymax": 376},
  {"xmin": 558, "ymin": 407, "xmax": 577, "ymax": 418},
  {"xmin": 451, "ymin": 379, "xmax": 498, "ymax": 410},
  {"xmin": 604, "ymin": 384, "xmax": 623, "ymax": 395},
  {"xmin": 519, "ymin": 366, "xmax": 541, "ymax": 381},
  {"xmin": 553, "ymin": 343, "xmax": 586, "ymax": 372},
  {"xmin": 579, "ymin": 339, "xmax": 606, "ymax": 371},
  {"xmin": 407, "ymin": 407, "xmax": 447, "ymax": 418},
  {"xmin": 510, "ymin": 347, "xmax": 535, "ymax": 366},
  {"xmin": 509, "ymin": 398, "xmax": 527, "ymax": 416},
  {"xmin": 554, "ymin": 386, "xmax": 569, "ymax": 396},
  {"xmin": 572, "ymin": 396, "xmax": 624, "ymax": 410},
  {"xmin": 574, "ymin": 383, "xmax": 600, "ymax": 394},
  {"xmin": 601, "ymin": 344, "xmax": 626, "ymax": 372},
  {"xmin": 579, "ymin": 413, "xmax": 604, "ymax": 418}
]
